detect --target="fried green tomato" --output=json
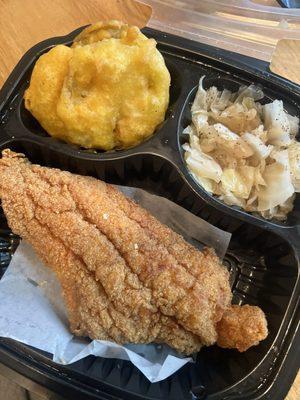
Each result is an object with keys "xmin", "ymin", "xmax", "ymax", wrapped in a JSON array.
[{"xmin": 24, "ymin": 21, "xmax": 170, "ymax": 150}]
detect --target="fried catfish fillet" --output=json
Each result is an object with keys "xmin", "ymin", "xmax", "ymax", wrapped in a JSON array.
[
  {"xmin": 0, "ymin": 150, "xmax": 268, "ymax": 354},
  {"xmin": 24, "ymin": 21, "xmax": 170, "ymax": 150}
]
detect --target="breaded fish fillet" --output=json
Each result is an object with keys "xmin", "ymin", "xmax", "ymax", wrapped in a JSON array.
[{"xmin": 0, "ymin": 150, "xmax": 268, "ymax": 354}]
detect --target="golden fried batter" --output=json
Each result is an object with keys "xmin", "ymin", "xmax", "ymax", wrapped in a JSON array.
[
  {"xmin": 217, "ymin": 305, "xmax": 268, "ymax": 352},
  {"xmin": 0, "ymin": 150, "xmax": 268, "ymax": 354},
  {"xmin": 24, "ymin": 21, "xmax": 170, "ymax": 150}
]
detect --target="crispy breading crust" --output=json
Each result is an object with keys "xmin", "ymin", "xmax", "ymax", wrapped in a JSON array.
[
  {"xmin": 217, "ymin": 305, "xmax": 268, "ymax": 352},
  {"xmin": 0, "ymin": 150, "xmax": 268, "ymax": 354}
]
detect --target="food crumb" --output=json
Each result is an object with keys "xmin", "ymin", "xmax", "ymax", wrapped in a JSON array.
[{"xmin": 103, "ymin": 213, "xmax": 109, "ymax": 220}]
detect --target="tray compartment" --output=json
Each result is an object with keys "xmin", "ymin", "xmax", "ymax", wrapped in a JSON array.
[
  {"xmin": 7, "ymin": 47, "xmax": 183, "ymax": 156},
  {"xmin": 0, "ymin": 142, "xmax": 298, "ymax": 400},
  {"xmin": 177, "ymin": 74, "xmax": 300, "ymax": 228}
]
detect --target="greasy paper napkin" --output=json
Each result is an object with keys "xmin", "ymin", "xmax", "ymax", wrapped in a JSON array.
[{"xmin": 0, "ymin": 186, "xmax": 231, "ymax": 382}]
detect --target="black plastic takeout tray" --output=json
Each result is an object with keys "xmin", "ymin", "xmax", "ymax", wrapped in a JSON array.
[{"xmin": 0, "ymin": 26, "xmax": 299, "ymax": 400}]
